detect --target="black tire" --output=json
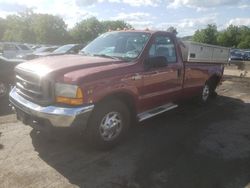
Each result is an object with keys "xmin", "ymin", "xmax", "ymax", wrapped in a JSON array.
[
  {"xmin": 199, "ymin": 79, "xmax": 219, "ymax": 104},
  {"xmin": 210, "ymin": 77, "xmax": 220, "ymax": 98},
  {"xmin": 86, "ymin": 99, "xmax": 130, "ymax": 150}
]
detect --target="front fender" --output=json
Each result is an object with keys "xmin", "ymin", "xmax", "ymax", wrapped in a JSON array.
[{"xmin": 84, "ymin": 80, "xmax": 140, "ymax": 111}]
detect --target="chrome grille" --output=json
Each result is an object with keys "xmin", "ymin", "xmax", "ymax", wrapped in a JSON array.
[{"xmin": 15, "ymin": 70, "xmax": 53, "ymax": 105}]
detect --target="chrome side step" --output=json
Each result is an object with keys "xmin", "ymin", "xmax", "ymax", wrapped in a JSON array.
[{"xmin": 137, "ymin": 103, "xmax": 178, "ymax": 122}]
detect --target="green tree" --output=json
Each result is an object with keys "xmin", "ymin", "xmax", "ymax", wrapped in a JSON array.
[
  {"xmin": 31, "ymin": 13, "xmax": 70, "ymax": 45},
  {"xmin": 237, "ymin": 35, "xmax": 250, "ymax": 49},
  {"xmin": 193, "ymin": 24, "xmax": 218, "ymax": 45},
  {"xmin": 101, "ymin": 20, "xmax": 132, "ymax": 32},
  {"xmin": 0, "ymin": 18, "xmax": 6, "ymax": 41},
  {"xmin": 70, "ymin": 18, "xmax": 133, "ymax": 44},
  {"xmin": 217, "ymin": 25, "xmax": 241, "ymax": 47},
  {"xmin": 237, "ymin": 26, "xmax": 250, "ymax": 49},
  {"xmin": 3, "ymin": 14, "xmax": 35, "ymax": 43},
  {"xmin": 70, "ymin": 17, "xmax": 103, "ymax": 44},
  {"xmin": 1, "ymin": 10, "xmax": 133, "ymax": 45},
  {"xmin": 2, "ymin": 9, "xmax": 70, "ymax": 44}
]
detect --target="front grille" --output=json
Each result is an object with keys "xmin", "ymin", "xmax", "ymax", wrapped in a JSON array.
[{"xmin": 15, "ymin": 69, "xmax": 53, "ymax": 106}]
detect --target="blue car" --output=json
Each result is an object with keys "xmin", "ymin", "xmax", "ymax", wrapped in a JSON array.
[{"xmin": 229, "ymin": 50, "xmax": 245, "ymax": 61}]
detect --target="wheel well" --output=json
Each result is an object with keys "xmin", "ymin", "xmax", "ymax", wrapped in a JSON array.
[
  {"xmin": 208, "ymin": 74, "xmax": 221, "ymax": 91},
  {"xmin": 97, "ymin": 92, "xmax": 137, "ymax": 119}
]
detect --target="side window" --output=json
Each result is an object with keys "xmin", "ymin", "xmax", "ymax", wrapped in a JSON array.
[
  {"xmin": 149, "ymin": 36, "xmax": 177, "ymax": 63},
  {"xmin": 18, "ymin": 44, "xmax": 30, "ymax": 50},
  {"xmin": 75, "ymin": 45, "xmax": 82, "ymax": 53},
  {"xmin": 76, "ymin": 45, "xmax": 84, "ymax": 53},
  {"xmin": 3, "ymin": 44, "xmax": 17, "ymax": 51},
  {"xmin": 71, "ymin": 46, "xmax": 78, "ymax": 53}
]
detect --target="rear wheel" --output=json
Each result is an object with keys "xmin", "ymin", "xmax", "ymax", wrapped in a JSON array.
[
  {"xmin": 199, "ymin": 79, "xmax": 218, "ymax": 104},
  {"xmin": 201, "ymin": 83, "xmax": 210, "ymax": 103},
  {"xmin": 86, "ymin": 99, "xmax": 130, "ymax": 149},
  {"xmin": 198, "ymin": 81, "xmax": 214, "ymax": 105}
]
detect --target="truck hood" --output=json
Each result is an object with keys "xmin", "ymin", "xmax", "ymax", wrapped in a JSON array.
[{"xmin": 16, "ymin": 54, "xmax": 127, "ymax": 77}]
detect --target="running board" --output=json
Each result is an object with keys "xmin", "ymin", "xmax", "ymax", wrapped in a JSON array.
[{"xmin": 137, "ymin": 103, "xmax": 178, "ymax": 122}]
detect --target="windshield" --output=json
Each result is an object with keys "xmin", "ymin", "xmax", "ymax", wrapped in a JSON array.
[
  {"xmin": 18, "ymin": 44, "xmax": 31, "ymax": 50},
  {"xmin": 34, "ymin": 47, "xmax": 50, "ymax": 53},
  {"xmin": 53, "ymin": 44, "xmax": 75, "ymax": 53},
  {"xmin": 80, "ymin": 32, "xmax": 151, "ymax": 61}
]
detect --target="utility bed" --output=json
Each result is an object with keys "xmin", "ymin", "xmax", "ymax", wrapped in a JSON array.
[{"xmin": 180, "ymin": 41, "xmax": 230, "ymax": 64}]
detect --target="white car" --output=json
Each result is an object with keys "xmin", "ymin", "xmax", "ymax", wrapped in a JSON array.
[{"xmin": 0, "ymin": 42, "xmax": 33, "ymax": 59}]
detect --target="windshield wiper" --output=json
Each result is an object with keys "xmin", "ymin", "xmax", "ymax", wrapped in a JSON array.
[
  {"xmin": 92, "ymin": 54, "xmax": 120, "ymax": 60},
  {"xmin": 80, "ymin": 52, "xmax": 130, "ymax": 61}
]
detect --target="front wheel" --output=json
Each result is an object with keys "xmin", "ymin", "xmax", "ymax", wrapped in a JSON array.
[{"xmin": 86, "ymin": 99, "xmax": 130, "ymax": 149}]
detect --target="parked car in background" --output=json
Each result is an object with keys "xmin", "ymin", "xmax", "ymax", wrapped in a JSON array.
[
  {"xmin": 0, "ymin": 42, "xmax": 33, "ymax": 59},
  {"xmin": 49, "ymin": 44, "xmax": 84, "ymax": 56},
  {"xmin": 0, "ymin": 56, "xmax": 23, "ymax": 99},
  {"xmin": 244, "ymin": 51, "xmax": 250, "ymax": 61},
  {"xmin": 17, "ymin": 46, "xmax": 58, "ymax": 60},
  {"xmin": 31, "ymin": 45, "xmax": 43, "ymax": 50},
  {"xmin": 229, "ymin": 50, "xmax": 245, "ymax": 61}
]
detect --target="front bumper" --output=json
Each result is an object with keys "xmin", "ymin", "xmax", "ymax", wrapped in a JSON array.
[{"xmin": 9, "ymin": 87, "xmax": 94, "ymax": 128}]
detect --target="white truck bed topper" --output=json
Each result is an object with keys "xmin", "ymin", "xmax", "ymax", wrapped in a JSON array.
[{"xmin": 180, "ymin": 41, "xmax": 230, "ymax": 64}]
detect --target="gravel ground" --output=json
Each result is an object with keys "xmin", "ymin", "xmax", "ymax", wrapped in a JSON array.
[{"xmin": 0, "ymin": 71, "xmax": 250, "ymax": 188}]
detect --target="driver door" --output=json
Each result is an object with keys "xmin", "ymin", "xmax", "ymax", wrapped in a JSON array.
[{"xmin": 140, "ymin": 34, "xmax": 183, "ymax": 111}]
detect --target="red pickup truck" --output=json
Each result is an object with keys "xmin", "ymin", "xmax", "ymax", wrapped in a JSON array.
[{"xmin": 9, "ymin": 30, "xmax": 228, "ymax": 149}]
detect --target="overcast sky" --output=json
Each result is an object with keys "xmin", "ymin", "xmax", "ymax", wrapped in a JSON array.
[{"xmin": 0, "ymin": 0, "xmax": 250, "ymax": 36}]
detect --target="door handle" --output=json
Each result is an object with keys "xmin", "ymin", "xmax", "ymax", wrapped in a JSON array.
[{"xmin": 131, "ymin": 74, "xmax": 142, "ymax": 80}]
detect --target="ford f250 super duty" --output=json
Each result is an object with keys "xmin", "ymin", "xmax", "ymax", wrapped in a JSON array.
[{"xmin": 9, "ymin": 30, "xmax": 229, "ymax": 149}]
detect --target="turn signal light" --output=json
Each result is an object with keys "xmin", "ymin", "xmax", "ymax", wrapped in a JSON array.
[
  {"xmin": 56, "ymin": 87, "xmax": 84, "ymax": 105},
  {"xmin": 56, "ymin": 96, "xmax": 83, "ymax": 105}
]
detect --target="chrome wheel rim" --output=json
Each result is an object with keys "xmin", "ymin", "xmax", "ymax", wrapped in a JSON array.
[
  {"xmin": 99, "ymin": 112, "xmax": 123, "ymax": 141},
  {"xmin": 202, "ymin": 84, "xmax": 210, "ymax": 101},
  {"xmin": 0, "ymin": 83, "xmax": 7, "ymax": 97}
]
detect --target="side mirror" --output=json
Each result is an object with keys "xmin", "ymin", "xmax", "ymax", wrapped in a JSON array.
[{"xmin": 144, "ymin": 56, "xmax": 168, "ymax": 70}]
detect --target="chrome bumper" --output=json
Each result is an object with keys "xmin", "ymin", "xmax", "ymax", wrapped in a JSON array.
[{"xmin": 9, "ymin": 87, "xmax": 94, "ymax": 128}]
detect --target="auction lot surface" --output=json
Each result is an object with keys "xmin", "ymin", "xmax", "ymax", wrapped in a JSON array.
[{"xmin": 1, "ymin": 70, "xmax": 250, "ymax": 188}]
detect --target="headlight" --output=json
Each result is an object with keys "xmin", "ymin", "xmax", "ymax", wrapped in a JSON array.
[
  {"xmin": 55, "ymin": 83, "xmax": 78, "ymax": 97},
  {"xmin": 55, "ymin": 83, "xmax": 84, "ymax": 105}
]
